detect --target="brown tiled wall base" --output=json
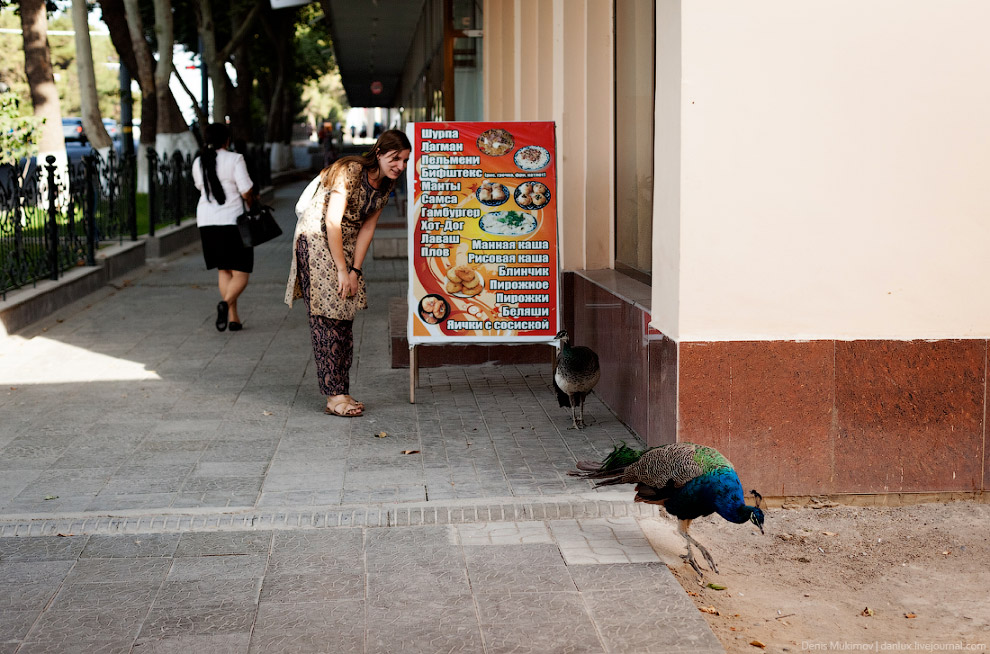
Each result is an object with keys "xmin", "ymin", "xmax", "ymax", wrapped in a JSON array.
[
  {"xmin": 564, "ymin": 272, "xmax": 989, "ymax": 497},
  {"xmin": 679, "ymin": 339, "xmax": 988, "ymax": 496},
  {"xmin": 388, "ymin": 298, "xmax": 553, "ymax": 368}
]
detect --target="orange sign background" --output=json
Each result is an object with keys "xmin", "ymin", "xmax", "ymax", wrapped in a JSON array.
[{"xmin": 406, "ymin": 122, "xmax": 559, "ymax": 344}]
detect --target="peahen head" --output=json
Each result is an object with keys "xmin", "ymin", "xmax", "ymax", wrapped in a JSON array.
[
  {"xmin": 749, "ymin": 490, "xmax": 765, "ymax": 534},
  {"xmin": 554, "ymin": 329, "xmax": 570, "ymax": 344}
]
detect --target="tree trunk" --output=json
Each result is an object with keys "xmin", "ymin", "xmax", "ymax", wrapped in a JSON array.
[
  {"xmin": 150, "ymin": 0, "xmax": 197, "ymax": 154},
  {"xmin": 72, "ymin": 0, "xmax": 112, "ymax": 151},
  {"xmin": 19, "ymin": 0, "xmax": 64, "ymax": 156},
  {"xmin": 194, "ymin": 0, "xmax": 226, "ymax": 122},
  {"xmin": 260, "ymin": 7, "xmax": 295, "ymax": 171},
  {"xmin": 103, "ymin": 0, "xmax": 157, "ymax": 147}
]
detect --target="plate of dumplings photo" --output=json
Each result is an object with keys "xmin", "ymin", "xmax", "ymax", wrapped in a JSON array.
[
  {"xmin": 513, "ymin": 181, "xmax": 551, "ymax": 210},
  {"xmin": 476, "ymin": 180, "xmax": 509, "ymax": 207}
]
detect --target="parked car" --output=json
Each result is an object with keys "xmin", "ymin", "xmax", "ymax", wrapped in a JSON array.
[
  {"xmin": 62, "ymin": 117, "xmax": 87, "ymax": 143},
  {"xmin": 102, "ymin": 118, "xmax": 120, "ymax": 142}
]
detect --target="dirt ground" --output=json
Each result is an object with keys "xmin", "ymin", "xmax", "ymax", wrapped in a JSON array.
[{"xmin": 638, "ymin": 498, "xmax": 990, "ymax": 653}]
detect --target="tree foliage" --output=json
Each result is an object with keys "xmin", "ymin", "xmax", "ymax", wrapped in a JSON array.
[
  {"xmin": 0, "ymin": 90, "xmax": 43, "ymax": 165},
  {"xmin": 0, "ymin": 6, "xmax": 122, "ymax": 119}
]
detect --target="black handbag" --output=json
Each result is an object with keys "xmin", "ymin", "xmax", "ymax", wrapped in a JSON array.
[{"xmin": 236, "ymin": 200, "xmax": 282, "ymax": 247}]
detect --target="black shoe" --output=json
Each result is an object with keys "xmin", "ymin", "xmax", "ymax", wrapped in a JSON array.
[
  {"xmin": 216, "ymin": 301, "xmax": 229, "ymax": 331},
  {"xmin": 228, "ymin": 321, "xmax": 242, "ymax": 331}
]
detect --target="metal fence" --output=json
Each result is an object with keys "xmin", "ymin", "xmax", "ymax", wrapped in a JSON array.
[{"xmin": 1, "ymin": 144, "xmax": 272, "ymax": 300}]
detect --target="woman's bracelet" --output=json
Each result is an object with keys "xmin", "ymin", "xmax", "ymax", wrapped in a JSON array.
[{"xmin": 349, "ymin": 266, "xmax": 362, "ymax": 278}]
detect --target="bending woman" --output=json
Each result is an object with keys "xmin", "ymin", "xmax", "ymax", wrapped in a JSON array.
[
  {"xmin": 192, "ymin": 123, "xmax": 256, "ymax": 332},
  {"xmin": 285, "ymin": 129, "xmax": 411, "ymax": 417}
]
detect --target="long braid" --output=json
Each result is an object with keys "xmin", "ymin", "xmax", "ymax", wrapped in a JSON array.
[{"xmin": 200, "ymin": 123, "xmax": 229, "ymax": 205}]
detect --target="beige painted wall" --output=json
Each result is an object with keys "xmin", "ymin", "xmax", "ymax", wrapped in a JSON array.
[
  {"xmin": 484, "ymin": 0, "xmax": 614, "ymax": 271},
  {"xmin": 652, "ymin": 0, "xmax": 990, "ymax": 341}
]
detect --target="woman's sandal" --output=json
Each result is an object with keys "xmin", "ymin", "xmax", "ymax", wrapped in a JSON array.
[
  {"xmin": 325, "ymin": 398, "xmax": 363, "ymax": 417},
  {"xmin": 343, "ymin": 395, "xmax": 364, "ymax": 410}
]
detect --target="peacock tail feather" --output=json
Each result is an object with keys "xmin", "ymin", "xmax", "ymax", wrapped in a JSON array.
[{"xmin": 598, "ymin": 442, "xmax": 648, "ymax": 471}]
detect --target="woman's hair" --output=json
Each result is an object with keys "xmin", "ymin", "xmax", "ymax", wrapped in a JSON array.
[
  {"xmin": 200, "ymin": 123, "xmax": 229, "ymax": 205},
  {"xmin": 321, "ymin": 128, "xmax": 411, "ymax": 196}
]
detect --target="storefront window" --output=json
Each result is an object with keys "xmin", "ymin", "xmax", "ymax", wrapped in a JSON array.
[{"xmin": 614, "ymin": 0, "xmax": 655, "ymax": 280}]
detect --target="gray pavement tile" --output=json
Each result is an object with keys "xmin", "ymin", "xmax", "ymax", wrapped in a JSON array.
[
  {"xmin": 464, "ymin": 544, "xmax": 576, "ymax": 595},
  {"xmin": 567, "ymin": 562, "xmax": 684, "ymax": 593},
  {"xmin": 180, "ymin": 476, "xmax": 265, "ymax": 494},
  {"xmin": 257, "ymin": 490, "xmax": 342, "ymax": 506},
  {"xmin": 365, "ymin": 524, "xmax": 456, "ymax": 551},
  {"xmin": 271, "ymin": 528, "xmax": 364, "ymax": 556},
  {"xmin": 22, "ymin": 607, "xmax": 147, "ymax": 647},
  {"xmin": 476, "ymin": 591, "xmax": 606, "ymax": 654},
  {"xmin": 66, "ymin": 558, "xmax": 176, "ymax": 584},
  {"xmin": 48, "ymin": 581, "xmax": 159, "ymax": 611},
  {"xmin": 130, "ymin": 634, "xmax": 251, "ymax": 654},
  {"xmin": 175, "ymin": 531, "xmax": 273, "ymax": 557},
  {"xmin": 17, "ymin": 468, "xmax": 114, "ymax": 498},
  {"xmin": 167, "ymin": 555, "xmax": 269, "ymax": 581},
  {"xmin": 80, "ymin": 533, "xmax": 180, "ymax": 559},
  {"xmin": 169, "ymin": 491, "xmax": 258, "ymax": 508},
  {"xmin": 2, "ymin": 493, "xmax": 99, "ymax": 513},
  {"xmin": 266, "ymin": 551, "xmax": 362, "ymax": 577},
  {"xmin": 262, "ymin": 472, "xmax": 343, "ymax": 493},
  {"xmin": 138, "ymin": 603, "xmax": 258, "ymax": 639},
  {"xmin": 154, "ymin": 578, "xmax": 263, "ymax": 608},
  {"xmin": 199, "ymin": 439, "xmax": 280, "ymax": 463},
  {"xmin": 0, "ymin": 561, "xmax": 71, "ymax": 585},
  {"xmin": 15, "ymin": 640, "xmax": 135, "ymax": 654},
  {"xmin": 365, "ymin": 599, "xmax": 484, "ymax": 653},
  {"xmin": 0, "ymin": 582, "xmax": 61, "ymax": 611},
  {"xmin": 249, "ymin": 600, "xmax": 365, "ymax": 654},
  {"xmin": 259, "ymin": 572, "xmax": 365, "ymax": 603},
  {"xmin": 584, "ymin": 591, "xmax": 725, "ymax": 654},
  {"xmin": 366, "ymin": 566, "xmax": 472, "ymax": 602},
  {"xmin": 0, "ymin": 535, "xmax": 89, "ymax": 561},
  {"xmin": 341, "ymin": 485, "xmax": 427, "ymax": 503},
  {"xmin": 0, "ymin": 608, "xmax": 40, "ymax": 644},
  {"xmin": 191, "ymin": 461, "xmax": 271, "ymax": 477},
  {"xmin": 85, "ymin": 492, "xmax": 180, "ymax": 511}
]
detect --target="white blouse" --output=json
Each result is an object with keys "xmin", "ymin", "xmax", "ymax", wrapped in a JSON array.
[{"xmin": 192, "ymin": 149, "xmax": 254, "ymax": 226}]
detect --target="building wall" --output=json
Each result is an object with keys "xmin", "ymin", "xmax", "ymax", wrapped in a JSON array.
[
  {"xmin": 484, "ymin": 0, "xmax": 614, "ymax": 271},
  {"xmin": 483, "ymin": 0, "xmax": 990, "ymax": 495},
  {"xmin": 653, "ymin": 0, "xmax": 990, "ymax": 342}
]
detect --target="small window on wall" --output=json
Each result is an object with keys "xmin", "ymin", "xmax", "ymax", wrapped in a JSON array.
[{"xmin": 614, "ymin": 0, "xmax": 655, "ymax": 281}]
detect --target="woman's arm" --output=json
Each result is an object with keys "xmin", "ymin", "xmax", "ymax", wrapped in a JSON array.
[
  {"xmin": 324, "ymin": 190, "xmax": 356, "ymax": 299},
  {"xmin": 351, "ymin": 206, "xmax": 383, "ymax": 273}
]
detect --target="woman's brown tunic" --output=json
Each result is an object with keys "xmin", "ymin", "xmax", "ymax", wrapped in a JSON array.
[{"xmin": 284, "ymin": 162, "xmax": 389, "ymax": 319}]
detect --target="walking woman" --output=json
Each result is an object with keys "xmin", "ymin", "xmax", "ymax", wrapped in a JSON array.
[
  {"xmin": 285, "ymin": 129, "xmax": 411, "ymax": 417},
  {"xmin": 192, "ymin": 123, "xmax": 256, "ymax": 332}
]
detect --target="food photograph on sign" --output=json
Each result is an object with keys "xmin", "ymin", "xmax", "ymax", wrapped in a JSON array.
[{"xmin": 407, "ymin": 122, "xmax": 559, "ymax": 344}]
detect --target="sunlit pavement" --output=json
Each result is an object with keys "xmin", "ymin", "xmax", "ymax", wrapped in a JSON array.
[{"xmin": 0, "ymin": 180, "xmax": 723, "ymax": 653}]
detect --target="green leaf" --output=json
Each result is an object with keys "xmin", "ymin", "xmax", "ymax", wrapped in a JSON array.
[{"xmin": 706, "ymin": 583, "xmax": 726, "ymax": 590}]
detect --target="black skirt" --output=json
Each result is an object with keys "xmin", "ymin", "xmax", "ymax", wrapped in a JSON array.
[{"xmin": 199, "ymin": 225, "xmax": 254, "ymax": 273}]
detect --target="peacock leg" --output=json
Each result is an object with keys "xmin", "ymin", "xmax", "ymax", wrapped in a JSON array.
[
  {"xmin": 577, "ymin": 395, "xmax": 586, "ymax": 428},
  {"xmin": 677, "ymin": 519, "xmax": 717, "ymax": 577},
  {"xmin": 683, "ymin": 532, "xmax": 719, "ymax": 574},
  {"xmin": 569, "ymin": 396, "xmax": 580, "ymax": 430}
]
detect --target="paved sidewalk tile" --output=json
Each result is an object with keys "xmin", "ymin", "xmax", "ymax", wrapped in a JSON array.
[
  {"xmin": 0, "ymin": 179, "xmax": 724, "ymax": 653},
  {"xmin": 549, "ymin": 517, "xmax": 663, "ymax": 564}
]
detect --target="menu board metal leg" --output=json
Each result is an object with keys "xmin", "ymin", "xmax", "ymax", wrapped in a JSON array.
[{"xmin": 409, "ymin": 345, "xmax": 418, "ymax": 403}]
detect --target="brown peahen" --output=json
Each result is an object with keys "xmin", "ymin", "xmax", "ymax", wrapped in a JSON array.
[
  {"xmin": 553, "ymin": 329, "xmax": 600, "ymax": 429},
  {"xmin": 570, "ymin": 441, "xmax": 765, "ymax": 577}
]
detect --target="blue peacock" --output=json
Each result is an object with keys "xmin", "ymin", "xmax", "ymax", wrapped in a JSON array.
[{"xmin": 570, "ymin": 441, "xmax": 765, "ymax": 576}]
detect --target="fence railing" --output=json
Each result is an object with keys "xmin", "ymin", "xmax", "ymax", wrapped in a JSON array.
[{"xmin": 1, "ymin": 144, "xmax": 272, "ymax": 300}]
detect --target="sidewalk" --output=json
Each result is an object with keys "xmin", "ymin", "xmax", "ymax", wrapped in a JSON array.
[{"xmin": 0, "ymin": 179, "xmax": 723, "ymax": 653}]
